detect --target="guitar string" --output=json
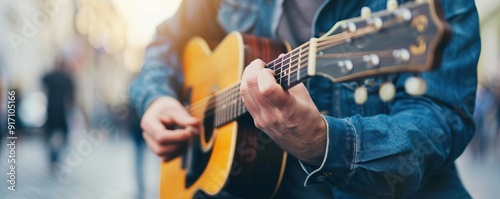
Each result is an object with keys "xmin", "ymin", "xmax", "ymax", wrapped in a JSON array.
[
  {"xmin": 185, "ymin": 29, "xmax": 363, "ymax": 113},
  {"xmin": 187, "ymin": 61, "xmax": 309, "ymax": 119},
  {"xmin": 187, "ymin": 36, "xmax": 369, "ymax": 118},
  {"xmin": 187, "ymin": 16, "xmax": 405, "ymax": 115},
  {"xmin": 186, "ymin": 54, "xmax": 309, "ymax": 116},
  {"xmin": 268, "ymin": 26, "xmax": 376, "ymax": 79},
  {"xmin": 189, "ymin": 49, "xmax": 398, "ymax": 121},
  {"xmin": 191, "ymin": 46, "xmax": 402, "ymax": 117},
  {"xmin": 183, "ymin": 44, "xmax": 310, "ymax": 115},
  {"xmin": 186, "ymin": 16, "xmax": 405, "ymax": 119},
  {"xmin": 188, "ymin": 59, "xmax": 308, "ymax": 118},
  {"xmin": 184, "ymin": 23, "xmax": 377, "ymax": 112},
  {"xmin": 270, "ymin": 11, "xmax": 403, "ymax": 72},
  {"xmin": 186, "ymin": 25, "xmax": 377, "ymax": 114},
  {"xmin": 185, "ymin": 48, "xmax": 310, "ymax": 113}
]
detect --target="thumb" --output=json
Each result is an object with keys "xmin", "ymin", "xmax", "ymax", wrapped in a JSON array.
[{"xmin": 172, "ymin": 108, "xmax": 199, "ymax": 126}]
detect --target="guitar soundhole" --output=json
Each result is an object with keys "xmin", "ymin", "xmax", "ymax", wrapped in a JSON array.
[
  {"xmin": 203, "ymin": 111, "xmax": 215, "ymax": 144},
  {"xmin": 184, "ymin": 95, "xmax": 215, "ymax": 188},
  {"xmin": 184, "ymin": 137, "xmax": 212, "ymax": 188}
]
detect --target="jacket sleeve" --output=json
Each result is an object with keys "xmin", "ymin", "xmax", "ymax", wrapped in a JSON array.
[
  {"xmin": 130, "ymin": 0, "xmax": 224, "ymax": 115},
  {"xmin": 299, "ymin": 0, "xmax": 480, "ymax": 197}
]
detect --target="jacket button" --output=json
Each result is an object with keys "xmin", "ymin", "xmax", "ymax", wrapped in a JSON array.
[{"xmin": 316, "ymin": 175, "xmax": 327, "ymax": 182}]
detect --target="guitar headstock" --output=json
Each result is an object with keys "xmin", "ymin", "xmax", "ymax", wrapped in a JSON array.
[{"xmin": 308, "ymin": 0, "xmax": 450, "ymax": 86}]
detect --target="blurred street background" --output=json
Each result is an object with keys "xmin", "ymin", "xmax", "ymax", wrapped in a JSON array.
[
  {"xmin": 0, "ymin": 0, "xmax": 182, "ymax": 198},
  {"xmin": 0, "ymin": 0, "xmax": 499, "ymax": 198}
]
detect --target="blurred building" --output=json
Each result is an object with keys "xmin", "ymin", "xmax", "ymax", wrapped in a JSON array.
[
  {"xmin": 477, "ymin": 0, "xmax": 500, "ymax": 85},
  {"xmin": 473, "ymin": 0, "xmax": 500, "ymax": 149},
  {"xmin": 0, "ymin": 0, "xmax": 82, "ymax": 128},
  {"xmin": 0, "ymin": 1, "xmax": 180, "ymax": 199},
  {"xmin": 0, "ymin": 0, "xmax": 180, "ymax": 128}
]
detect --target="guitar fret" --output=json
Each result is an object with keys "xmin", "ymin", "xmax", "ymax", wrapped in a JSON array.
[
  {"xmin": 236, "ymin": 91, "xmax": 240, "ymax": 117},
  {"xmin": 238, "ymin": 87, "xmax": 241, "ymax": 117},
  {"xmin": 287, "ymin": 54, "xmax": 292, "ymax": 87},
  {"xmin": 217, "ymin": 93, "xmax": 221, "ymax": 126},
  {"xmin": 224, "ymin": 89, "xmax": 228, "ymax": 125},
  {"xmin": 226, "ymin": 89, "xmax": 230, "ymax": 125},
  {"xmin": 228, "ymin": 88, "xmax": 233, "ymax": 124},
  {"xmin": 224, "ymin": 89, "xmax": 232, "ymax": 124},
  {"xmin": 236, "ymin": 87, "xmax": 240, "ymax": 117},
  {"xmin": 231, "ymin": 88, "xmax": 234, "ymax": 122},
  {"xmin": 267, "ymin": 61, "xmax": 274, "ymax": 71},
  {"xmin": 289, "ymin": 58, "xmax": 305, "ymax": 83},
  {"xmin": 297, "ymin": 48, "xmax": 302, "ymax": 81},
  {"xmin": 218, "ymin": 90, "xmax": 222, "ymax": 126},
  {"xmin": 276, "ymin": 57, "xmax": 283, "ymax": 86},
  {"xmin": 280, "ymin": 53, "xmax": 290, "ymax": 88},
  {"xmin": 215, "ymin": 94, "xmax": 219, "ymax": 126},
  {"xmin": 289, "ymin": 51, "xmax": 301, "ymax": 87},
  {"xmin": 239, "ymin": 88, "xmax": 245, "ymax": 117},
  {"xmin": 231, "ymin": 86, "xmax": 237, "ymax": 121},
  {"xmin": 227, "ymin": 88, "xmax": 230, "ymax": 124}
]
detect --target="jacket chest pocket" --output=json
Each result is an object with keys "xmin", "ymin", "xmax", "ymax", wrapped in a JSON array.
[{"xmin": 217, "ymin": 0, "xmax": 259, "ymax": 33}]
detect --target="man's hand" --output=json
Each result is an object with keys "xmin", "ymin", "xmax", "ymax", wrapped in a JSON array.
[
  {"xmin": 141, "ymin": 96, "xmax": 199, "ymax": 162},
  {"xmin": 240, "ymin": 59, "xmax": 327, "ymax": 166}
]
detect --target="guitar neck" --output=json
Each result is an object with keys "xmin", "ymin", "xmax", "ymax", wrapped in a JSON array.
[{"xmin": 200, "ymin": 0, "xmax": 450, "ymax": 128}]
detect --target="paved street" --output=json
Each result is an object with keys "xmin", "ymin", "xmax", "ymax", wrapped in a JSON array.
[
  {"xmin": 457, "ymin": 140, "xmax": 500, "ymax": 199},
  {"xmin": 0, "ymin": 132, "xmax": 160, "ymax": 199},
  {"xmin": 0, "ymin": 130, "xmax": 498, "ymax": 199}
]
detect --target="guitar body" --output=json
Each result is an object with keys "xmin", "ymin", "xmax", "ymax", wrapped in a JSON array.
[{"xmin": 160, "ymin": 32, "xmax": 289, "ymax": 199}]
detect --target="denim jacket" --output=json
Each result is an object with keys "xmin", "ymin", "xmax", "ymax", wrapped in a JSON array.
[{"xmin": 130, "ymin": 0, "xmax": 481, "ymax": 198}]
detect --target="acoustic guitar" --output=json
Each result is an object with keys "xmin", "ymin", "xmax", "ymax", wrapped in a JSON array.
[{"xmin": 160, "ymin": 0, "xmax": 450, "ymax": 198}]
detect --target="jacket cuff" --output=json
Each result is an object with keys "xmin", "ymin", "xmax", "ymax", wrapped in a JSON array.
[
  {"xmin": 298, "ymin": 115, "xmax": 357, "ymax": 188},
  {"xmin": 142, "ymin": 92, "xmax": 170, "ymax": 113},
  {"xmin": 130, "ymin": 65, "xmax": 179, "ymax": 116},
  {"xmin": 298, "ymin": 115, "xmax": 330, "ymax": 176}
]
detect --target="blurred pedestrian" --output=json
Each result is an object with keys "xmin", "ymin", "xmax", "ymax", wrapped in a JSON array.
[{"xmin": 42, "ymin": 58, "xmax": 75, "ymax": 169}]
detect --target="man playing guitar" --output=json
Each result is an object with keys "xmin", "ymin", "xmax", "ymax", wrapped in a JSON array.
[{"xmin": 130, "ymin": 0, "xmax": 480, "ymax": 198}]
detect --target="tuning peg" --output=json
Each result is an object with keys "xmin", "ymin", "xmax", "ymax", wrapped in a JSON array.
[
  {"xmin": 338, "ymin": 60, "xmax": 354, "ymax": 74},
  {"xmin": 363, "ymin": 54, "xmax": 380, "ymax": 68},
  {"xmin": 387, "ymin": 0, "xmax": 398, "ymax": 12},
  {"xmin": 405, "ymin": 76, "xmax": 427, "ymax": 96},
  {"xmin": 393, "ymin": 49, "xmax": 411, "ymax": 63},
  {"xmin": 361, "ymin": 7, "xmax": 372, "ymax": 19},
  {"xmin": 354, "ymin": 86, "xmax": 368, "ymax": 105},
  {"xmin": 379, "ymin": 82, "xmax": 396, "ymax": 102},
  {"xmin": 341, "ymin": 22, "xmax": 357, "ymax": 33},
  {"xmin": 367, "ymin": 17, "xmax": 383, "ymax": 30},
  {"xmin": 395, "ymin": 8, "xmax": 412, "ymax": 21}
]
